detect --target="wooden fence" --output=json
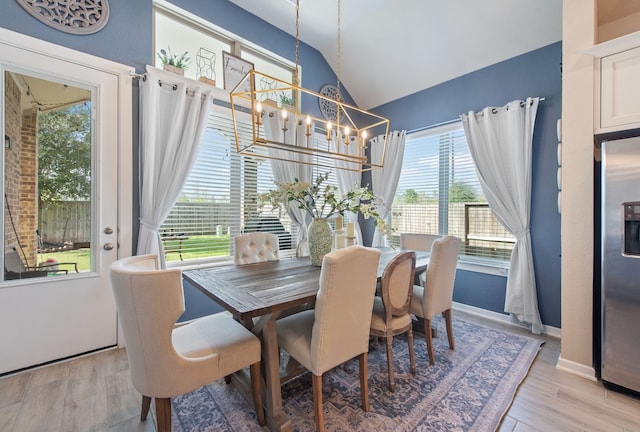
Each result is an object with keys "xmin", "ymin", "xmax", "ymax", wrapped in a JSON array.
[
  {"xmin": 39, "ymin": 201, "xmax": 91, "ymax": 245},
  {"xmin": 39, "ymin": 201, "xmax": 234, "ymax": 245},
  {"xmin": 40, "ymin": 201, "xmax": 513, "ymax": 258}
]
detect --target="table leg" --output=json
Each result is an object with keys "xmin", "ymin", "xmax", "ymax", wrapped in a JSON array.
[{"xmin": 253, "ymin": 313, "xmax": 293, "ymax": 432}]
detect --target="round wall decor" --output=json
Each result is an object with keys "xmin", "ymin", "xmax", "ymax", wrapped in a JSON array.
[
  {"xmin": 318, "ymin": 84, "xmax": 343, "ymax": 121},
  {"xmin": 16, "ymin": 0, "xmax": 110, "ymax": 35}
]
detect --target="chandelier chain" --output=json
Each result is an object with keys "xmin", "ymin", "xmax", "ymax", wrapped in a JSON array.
[
  {"xmin": 336, "ymin": 0, "xmax": 342, "ymax": 99},
  {"xmin": 294, "ymin": 0, "xmax": 300, "ymax": 85}
]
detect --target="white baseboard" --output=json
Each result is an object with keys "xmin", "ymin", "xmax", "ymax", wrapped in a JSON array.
[
  {"xmin": 556, "ymin": 356, "xmax": 597, "ymax": 381},
  {"xmin": 452, "ymin": 302, "xmax": 562, "ymax": 339}
]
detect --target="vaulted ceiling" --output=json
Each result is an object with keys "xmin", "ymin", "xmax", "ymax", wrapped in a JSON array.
[{"xmin": 228, "ymin": 0, "xmax": 563, "ymax": 109}]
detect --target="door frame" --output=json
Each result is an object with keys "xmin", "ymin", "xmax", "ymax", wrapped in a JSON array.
[{"xmin": 0, "ymin": 28, "xmax": 133, "ymax": 372}]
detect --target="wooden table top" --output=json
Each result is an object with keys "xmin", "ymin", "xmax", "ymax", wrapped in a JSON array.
[{"xmin": 183, "ymin": 247, "xmax": 429, "ymax": 320}]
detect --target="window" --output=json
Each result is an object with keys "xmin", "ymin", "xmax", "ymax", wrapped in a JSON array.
[
  {"xmin": 159, "ymin": 107, "xmax": 302, "ymax": 264},
  {"xmin": 392, "ymin": 122, "xmax": 514, "ymax": 264},
  {"xmin": 153, "ymin": 3, "xmax": 296, "ymax": 91}
]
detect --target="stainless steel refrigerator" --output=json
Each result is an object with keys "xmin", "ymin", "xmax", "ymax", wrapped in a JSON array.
[{"xmin": 601, "ymin": 136, "xmax": 640, "ymax": 394}]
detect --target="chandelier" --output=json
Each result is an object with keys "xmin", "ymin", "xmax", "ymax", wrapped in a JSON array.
[{"xmin": 229, "ymin": 0, "xmax": 390, "ymax": 172}]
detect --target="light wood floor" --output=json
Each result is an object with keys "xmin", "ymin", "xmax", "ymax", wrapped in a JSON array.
[{"xmin": 1, "ymin": 313, "xmax": 640, "ymax": 432}]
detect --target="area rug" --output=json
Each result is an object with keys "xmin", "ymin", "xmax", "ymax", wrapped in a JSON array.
[{"xmin": 172, "ymin": 316, "xmax": 543, "ymax": 432}]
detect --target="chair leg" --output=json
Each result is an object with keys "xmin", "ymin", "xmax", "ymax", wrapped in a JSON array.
[
  {"xmin": 443, "ymin": 309, "xmax": 455, "ymax": 350},
  {"xmin": 407, "ymin": 328, "xmax": 416, "ymax": 375},
  {"xmin": 140, "ymin": 395, "xmax": 152, "ymax": 421},
  {"xmin": 312, "ymin": 373, "xmax": 324, "ymax": 432},
  {"xmin": 358, "ymin": 352, "xmax": 370, "ymax": 412},
  {"xmin": 155, "ymin": 397, "xmax": 171, "ymax": 432},
  {"xmin": 423, "ymin": 318, "xmax": 435, "ymax": 365},
  {"xmin": 249, "ymin": 361, "xmax": 266, "ymax": 426},
  {"xmin": 385, "ymin": 335, "xmax": 395, "ymax": 392}
]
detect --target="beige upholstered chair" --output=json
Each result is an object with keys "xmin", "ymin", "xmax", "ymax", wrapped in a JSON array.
[
  {"xmin": 410, "ymin": 236, "xmax": 461, "ymax": 365},
  {"xmin": 370, "ymin": 251, "xmax": 417, "ymax": 392},
  {"xmin": 400, "ymin": 233, "xmax": 441, "ymax": 284},
  {"xmin": 400, "ymin": 233, "xmax": 441, "ymax": 251},
  {"xmin": 109, "ymin": 254, "xmax": 265, "ymax": 431},
  {"xmin": 234, "ymin": 232, "xmax": 280, "ymax": 265},
  {"xmin": 276, "ymin": 246, "xmax": 381, "ymax": 431}
]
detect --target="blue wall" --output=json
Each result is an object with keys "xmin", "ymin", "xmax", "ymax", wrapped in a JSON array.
[
  {"xmin": 0, "ymin": 3, "xmax": 561, "ymax": 328},
  {"xmin": 0, "ymin": 1, "xmax": 153, "ymax": 71},
  {"xmin": 370, "ymin": 42, "xmax": 563, "ymax": 328}
]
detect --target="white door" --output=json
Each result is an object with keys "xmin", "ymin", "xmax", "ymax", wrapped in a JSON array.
[{"xmin": 0, "ymin": 30, "xmax": 132, "ymax": 374}]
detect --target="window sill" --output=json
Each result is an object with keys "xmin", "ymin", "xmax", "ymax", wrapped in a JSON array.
[{"xmin": 457, "ymin": 257, "xmax": 509, "ymax": 277}]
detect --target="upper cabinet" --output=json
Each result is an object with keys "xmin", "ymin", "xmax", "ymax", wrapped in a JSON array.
[
  {"xmin": 586, "ymin": 31, "xmax": 640, "ymax": 133},
  {"xmin": 588, "ymin": 2, "xmax": 640, "ymax": 133}
]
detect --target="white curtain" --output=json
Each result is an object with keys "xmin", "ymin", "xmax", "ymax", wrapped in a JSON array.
[
  {"xmin": 371, "ymin": 130, "xmax": 406, "ymax": 247},
  {"xmin": 263, "ymin": 111, "xmax": 312, "ymax": 256},
  {"xmin": 137, "ymin": 66, "xmax": 213, "ymax": 267},
  {"xmin": 331, "ymin": 135, "xmax": 364, "ymax": 244},
  {"xmin": 460, "ymin": 97, "xmax": 542, "ymax": 334}
]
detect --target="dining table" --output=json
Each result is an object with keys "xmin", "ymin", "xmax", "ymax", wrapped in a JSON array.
[{"xmin": 183, "ymin": 247, "xmax": 429, "ymax": 432}]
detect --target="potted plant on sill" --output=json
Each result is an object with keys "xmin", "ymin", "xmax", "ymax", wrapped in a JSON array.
[
  {"xmin": 157, "ymin": 47, "xmax": 191, "ymax": 76},
  {"xmin": 279, "ymin": 92, "xmax": 296, "ymax": 111}
]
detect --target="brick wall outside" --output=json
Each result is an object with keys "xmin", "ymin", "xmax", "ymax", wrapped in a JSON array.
[
  {"xmin": 20, "ymin": 110, "xmax": 39, "ymax": 266},
  {"xmin": 4, "ymin": 73, "xmax": 39, "ymax": 268}
]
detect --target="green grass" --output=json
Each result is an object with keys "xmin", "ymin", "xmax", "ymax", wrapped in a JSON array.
[
  {"xmin": 37, "ymin": 235, "xmax": 232, "ymax": 270},
  {"xmin": 38, "ymin": 248, "xmax": 91, "ymax": 272},
  {"xmin": 163, "ymin": 235, "xmax": 230, "ymax": 262}
]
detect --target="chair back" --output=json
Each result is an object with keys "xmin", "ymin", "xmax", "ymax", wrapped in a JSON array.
[
  {"xmin": 234, "ymin": 232, "xmax": 280, "ymax": 265},
  {"xmin": 379, "ymin": 251, "xmax": 416, "ymax": 321},
  {"xmin": 400, "ymin": 233, "xmax": 441, "ymax": 251},
  {"xmin": 109, "ymin": 254, "xmax": 189, "ymax": 396},
  {"xmin": 422, "ymin": 236, "xmax": 460, "ymax": 318},
  {"xmin": 311, "ymin": 245, "xmax": 381, "ymax": 374}
]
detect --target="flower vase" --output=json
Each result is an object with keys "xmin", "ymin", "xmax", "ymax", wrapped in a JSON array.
[{"xmin": 308, "ymin": 218, "xmax": 333, "ymax": 266}]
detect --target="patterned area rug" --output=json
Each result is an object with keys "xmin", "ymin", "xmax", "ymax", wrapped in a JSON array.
[{"xmin": 172, "ymin": 316, "xmax": 542, "ymax": 431}]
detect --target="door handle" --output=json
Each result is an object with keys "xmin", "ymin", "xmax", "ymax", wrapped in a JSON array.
[{"xmin": 103, "ymin": 243, "xmax": 114, "ymax": 251}]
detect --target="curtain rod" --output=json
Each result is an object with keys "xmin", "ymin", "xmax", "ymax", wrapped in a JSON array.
[
  {"xmin": 406, "ymin": 97, "xmax": 545, "ymax": 135},
  {"xmin": 407, "ymin": 117, "xmax": 460, "ymax": 134}
]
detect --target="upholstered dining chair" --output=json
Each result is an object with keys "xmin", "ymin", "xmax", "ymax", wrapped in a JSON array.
[
  {"xmin": 370, "ymin": 250, "xmax": 417, "ymax": 392},
  {"xmin": 400, "ymin": 233, "xmax": 441, "ymax": 252},
  {"xmin": 276, "ymin": 245, "xmax": 381, "ymax": 431},
  {"xmin": 410, "ymin": 236, "xmax": 461, "ymax": 365},
  {"xmin": 109, "ymin": 254, "xmax": 265, "ymax": 432},
  {"xmin": 400, "ymin": 233, "xmax": 440, "ymax": 284},
  {"xmin": 234, "ymin": 232, "xmax": 280, "ymax": 265}
]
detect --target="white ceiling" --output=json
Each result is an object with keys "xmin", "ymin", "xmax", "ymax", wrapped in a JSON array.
[{"xmin": 228, "ymin": 0, "xmax": 563, "ymax": 109}]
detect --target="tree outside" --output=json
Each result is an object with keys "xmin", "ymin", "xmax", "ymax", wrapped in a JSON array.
[
  {"xmin": 449, "ymin": 181, "xmax": 480, "ymax": 202},
  {"xmin": 38, "ymin": 104, "xmax": 92, "ymax": 204}
]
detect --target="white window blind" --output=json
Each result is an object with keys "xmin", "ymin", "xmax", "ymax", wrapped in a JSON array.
[
  {"xmin": 392, "ymin": 122, "xmax": 514, "ymax": 262},
  {"xmin": 160, "ymin": 107, "xmax": 299, "ymax": 263}
]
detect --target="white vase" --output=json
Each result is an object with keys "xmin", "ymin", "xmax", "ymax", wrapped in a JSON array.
[{"xmin": 308, "ymin": 218, "xmax": 333, "ymax": 266}]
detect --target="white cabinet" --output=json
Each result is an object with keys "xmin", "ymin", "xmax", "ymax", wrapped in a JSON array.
[
  {"xmin": 600, "ymin": 47, "xmax": 640, "ymax": 130},
  {"xmin": 586, "ymin": 30, "xmax": 640, "ymax": 132}
]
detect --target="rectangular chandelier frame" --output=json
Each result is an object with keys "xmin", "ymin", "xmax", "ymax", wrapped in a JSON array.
[{"xmin": 229, "ymin": 70, "xmax": 390, "ymax": 172}]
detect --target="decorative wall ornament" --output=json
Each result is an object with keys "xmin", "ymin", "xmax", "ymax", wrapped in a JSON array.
[
  {"xmin": 16, "ymin": 0, "xmax": 110, "ymax": 35},
  {"xmin": 318, "ymin": 84, "xmax": 342, "ymax": 121}
]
